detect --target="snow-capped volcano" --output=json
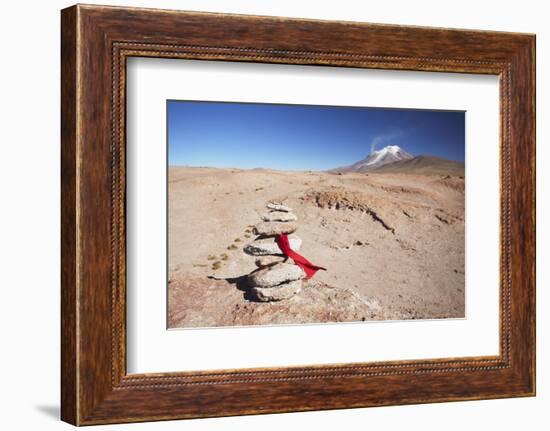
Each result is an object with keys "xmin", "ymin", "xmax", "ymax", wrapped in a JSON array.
[{"xmin": 333, "ymin": 145, "xmax": 414, "ymax": 173}]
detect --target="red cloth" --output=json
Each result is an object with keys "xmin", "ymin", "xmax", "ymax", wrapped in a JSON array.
[{"xmin": 276, "ymin": 233, "xmax": 326, "ymax": 279}]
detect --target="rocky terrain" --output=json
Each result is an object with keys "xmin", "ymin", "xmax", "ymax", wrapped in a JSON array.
[{"xmin": 168, "ymin": 166, "xmax": 465, "ymax": 329}]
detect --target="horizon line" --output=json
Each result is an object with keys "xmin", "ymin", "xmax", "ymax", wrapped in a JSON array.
[{"xmin": 168, "ymin": 152, "xmax": 465, "ymax": 171}]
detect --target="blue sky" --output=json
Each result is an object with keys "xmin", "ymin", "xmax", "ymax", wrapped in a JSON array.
[{"xmin": 167, "ymin": 100, "xmax": 465, "ymax": 171}]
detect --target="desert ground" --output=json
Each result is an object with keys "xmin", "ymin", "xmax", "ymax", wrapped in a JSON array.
[{"xmin": 168, "ymin": 167, "xmax": 465, "ymax": 328}]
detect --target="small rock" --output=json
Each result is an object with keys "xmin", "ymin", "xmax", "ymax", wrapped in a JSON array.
[
  {"xmin": 253, "ymin": 221, "xmax": 297, "ymax": 236},
  {"xmin": 243, "ymin": 235, "xmax": 302, "ymax": 256},
  {"xmin": 262, "ymin": 211, "xmax": 297, "ymax": 222},
  {"xmin": 248, "ymin": 263, "xmax": 305, "ymax": 287},
  {"xmin": 255, "ymin": 256, "xmax": 286, "ymax": 268},
  {"xmin": 267, "ymin": 202, "xmax": 292, "ymax": 212},
  {"xmin": 251, "ymin": 279, "xmax": 302, "ymax": 302}
]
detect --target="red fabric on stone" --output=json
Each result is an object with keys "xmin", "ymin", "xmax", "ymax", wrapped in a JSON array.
[{"xmin": 276, "ymin": 233, "xmax": 326, "ymax": 279}]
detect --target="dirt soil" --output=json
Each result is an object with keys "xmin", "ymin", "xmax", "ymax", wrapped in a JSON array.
[{"xmin": 168, "ymin": 167, "xmax": 465, "ymax": 328}]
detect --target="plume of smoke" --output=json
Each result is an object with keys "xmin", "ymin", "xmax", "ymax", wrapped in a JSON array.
[{"xmin": 369, "ymin": 129, "xmax": 404, "ymax": 153}]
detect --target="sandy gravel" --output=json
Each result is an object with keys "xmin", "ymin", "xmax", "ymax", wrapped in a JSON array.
[{"xmin": 168, "ymin": 167, "xmax": 465, "ymax": 328}]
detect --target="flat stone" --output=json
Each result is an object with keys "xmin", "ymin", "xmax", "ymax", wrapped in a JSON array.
[
  {"xmin": 267, "ymin": 202, "xmax": 292, "ymax": 212},
  {"xmin": 255, "ymin": 256, "xmax": 286, "ymax": 268},
  {"xmin": 248, "ymin": 262, "xmax": 305, "ymax": 288},
  {"xmin": 253, "ymin": 221, "xmax": 297, "ymax": 236},
  {"xmin": 250, "ymin": 279, "xmax": 302, "ymax": 302},
  {"xmin": 243, "ymin": 235, "xmax": 302, "ymax": 256},
  {"xmin": 262, "ymin": 211, "xmax": 297, "ymax": 222}
]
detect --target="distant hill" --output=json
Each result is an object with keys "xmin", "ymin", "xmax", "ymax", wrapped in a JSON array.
[
  {"xmin": 330, "ymin": 145, "xmax": 464, "ymax": 176},
  {"xmin": 331, "ymin": 145, "xmax": 413, "ymax": 173},
  {"xmin": 371, "ymin": 155, "xmax": 465, "ymax": 176}
]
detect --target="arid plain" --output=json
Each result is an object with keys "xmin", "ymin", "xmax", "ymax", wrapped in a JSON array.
[{"xmin": 168, "ymin": 166, "xmax": 465, "ymax": 328}]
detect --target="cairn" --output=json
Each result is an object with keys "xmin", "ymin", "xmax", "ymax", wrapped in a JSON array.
[{"xmin": 243, "ymin": 202, "xmax": 305, "ymax": 301}]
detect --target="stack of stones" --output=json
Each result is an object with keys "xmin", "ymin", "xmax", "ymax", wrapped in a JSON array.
[{"xmin": 243, "ymin": 202, "xmax": 305, "ymax": 302}]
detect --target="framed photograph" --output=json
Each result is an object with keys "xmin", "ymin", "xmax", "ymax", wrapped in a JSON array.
[{"xmin": 61, "ymin": 4, "xmax": 536, "ymax": 425}]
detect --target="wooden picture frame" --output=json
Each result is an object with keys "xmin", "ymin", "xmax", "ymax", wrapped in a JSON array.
[{"xmin": 61, "ymin": 4, "xmax": 536, "ymax": 425}]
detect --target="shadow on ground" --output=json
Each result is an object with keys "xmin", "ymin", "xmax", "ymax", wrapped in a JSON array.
[{"xmin": 35, "ymin": 404, "xmax": 59, "ymax": 420}]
